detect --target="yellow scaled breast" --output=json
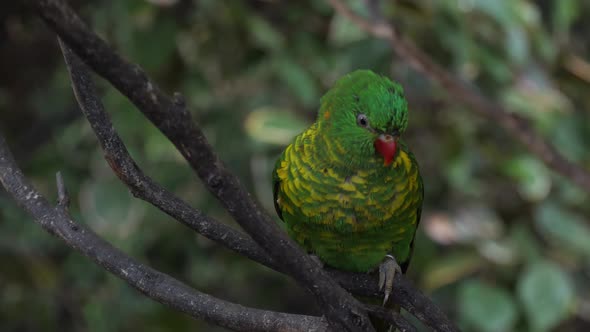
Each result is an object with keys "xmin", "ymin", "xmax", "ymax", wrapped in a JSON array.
[
  {"xmin": 276, "ymin": 135, "xmax": 420, "ymax": 232},
  {"xmin": 273, "ymin": 130, "xmax": 423, "ymax": 272}
]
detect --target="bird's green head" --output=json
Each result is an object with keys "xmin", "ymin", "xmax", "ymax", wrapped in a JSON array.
[{"xmin": 318, "ymin": 70, "xmax": 409, "ymax": 167}]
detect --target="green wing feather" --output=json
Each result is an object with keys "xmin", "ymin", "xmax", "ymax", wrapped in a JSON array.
[
  {"xmin": 272, "ymin": 152, "xmax": 285, "ymax": 222},
  {"xmin": 400, "ymin": 172, "xmax": 423, "ymax": 273}
]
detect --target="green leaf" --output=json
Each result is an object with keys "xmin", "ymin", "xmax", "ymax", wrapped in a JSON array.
[
  {"xmin": 87, "ymin": 179, "xmax": 133, "ymax": 222},
  {"xmin": 534, "ymin": 202, "xmax": 590, "ymax": 258},
  {"xmin": 459, "ymin": 280, "xmax": 518, "ymax": 332},
  {"xmin": 507, "ymin": 224, "xmax": 542, "ymax": 263},
  {"xmin": 445, "ymin": 151, "xmax": 483, "ymax": 196},
  {"xmin": 504, "ymin": 156, "xmax": 551, "ymax": 201},
  {"xmin": 130, "ymin": 15, "xmax": 178, "ymax": 71},
  {"xmin": 553, "ymin": 0, "xmax": 580, "ymax": 38},
  {"xmin": 274, "ymin": 58, "xmax": 320, "ymax": 107},
  {"xmin": 328, "ymin": 0, "xmax": 368, "ymax": 45},
  {"xmin": 468, "ymin": 0, "xmax": 513, "ymax": 25},
  {"xmin": 505, "ymin": 25, "xmax": 528, "ymax": 64},
  {"xmin": 517, "ymin": 261, "xmax": 574, "ymax": 331},
  {"xmin": 553, "ymin": 113, "xmax": 589, "ymax": 161},
  {"xmin": 244, "ymin": 107, "xmax": 309, "ymax": 146},
  {"xmin": 247, "ymin": 15, "xmax": 285, "ymax": 52},
  {"xmin": 422, "ymin": 252, "xmax": 484, "ymax": 291}
]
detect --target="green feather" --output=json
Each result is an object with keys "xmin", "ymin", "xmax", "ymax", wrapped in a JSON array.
[{"xmin": 272, "ymin": 69, "xmax": 423, "ymax": 273}]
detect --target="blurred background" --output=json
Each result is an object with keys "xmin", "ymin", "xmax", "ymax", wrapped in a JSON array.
[{"xmin": 1, "ymin": 0, "xmax": 590, "ymax": 331}]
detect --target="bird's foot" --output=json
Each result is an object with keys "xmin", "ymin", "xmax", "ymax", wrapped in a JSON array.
[{"xmin": 378, "ymin": 254, "xmax": 402, "ymax": 305}]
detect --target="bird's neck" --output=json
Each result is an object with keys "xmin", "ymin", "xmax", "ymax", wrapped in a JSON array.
[{"xmin": 310, "ymin": 122, "xmax": 398, "ymax": 173}]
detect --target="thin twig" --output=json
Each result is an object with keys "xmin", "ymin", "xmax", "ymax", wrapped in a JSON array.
[
  {"xmin": 328, "ymin": 0, "xmax": 590, "ymax": 193},
  {"xmin": 0, "ymin": 133, "xmax": 328, "ymax": 332},
  {"xmin": 55, "ymin": 171, "xmax": 70, "ymax": 210}
]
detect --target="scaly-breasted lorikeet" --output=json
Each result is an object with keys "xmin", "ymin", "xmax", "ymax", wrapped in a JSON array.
[{"xmin": 272, "ymin": 70, "xmax": 423, "ymax": 329}]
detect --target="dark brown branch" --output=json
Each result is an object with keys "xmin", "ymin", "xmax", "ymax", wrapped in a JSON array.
[
  {"xmin": 328, "ymin": 0, "xmax": 590, "ymax": 193},
  {"xmin": 58, "ymin": 38, "xmax": 444, "ymax": 332},
  {"xmin": 60, "ymin": 37, "xmax": 450, "ymax": 331},
  {"xmin": 21, "ymin": 1, "xmax": 457, "ymax": 331},
  {"xmin": 329, "ymin": 270, "xmax": 459, "ymax": 332},
  {"xmin": 59, "ymin": 39, "xmax": 415, "ymax": 332},
  {"xmin": 26, "ymin": 1, "xmax": 375, "ymax": 330},
  {"xmin": 0, "ymin": 134, "xmax": 328, "ymax": 332},
  {"xmin": 365, "ymin": 304, "xmax": 416, "ymax": 332},
  {"xmin": 59, "ymin": 39, "xmax": 279, "ymax": 273}
]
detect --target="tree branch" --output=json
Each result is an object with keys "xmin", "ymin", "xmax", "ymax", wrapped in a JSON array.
[
  {"xmin": 365, "ymin": 304, "xmax": 417, "ymax": 332},
  {"xmin": 27, "ymin": 1, "xmax": 376, "ymax": 330},
  {"xmin": 19, "ymin": 1, "xmax": 459, "ymax": 331},
  {"xmin": 59, "ymin": 38, "xmax": 450, "ymax": 332},
  {"xmin": 0, "ymin": 134, "xmax": 328, "ymax": 332},
  {"xmin": 59, "ymin": 38, "xmax": 419, "ymax": 332},
  {"xmin": 328, "ymin": 0, "xmax": 590, "ymax": 193},
  {"xmin": 58, "ymin": 39, "xmax": 279, "ymax": 272},
  {"xmin": 329, "ymin": 270, "xmax": 458, "ymax": 332}
]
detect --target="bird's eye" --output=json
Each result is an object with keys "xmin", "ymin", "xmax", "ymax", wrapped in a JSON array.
[{"xmin": 357, "ymin": 114, "xmax": 369, "ymax": 128}]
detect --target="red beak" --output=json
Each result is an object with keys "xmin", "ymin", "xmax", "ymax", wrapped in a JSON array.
[{"xmin": 374, "ymin": 134, "xmax": 397, "ymax": 166}]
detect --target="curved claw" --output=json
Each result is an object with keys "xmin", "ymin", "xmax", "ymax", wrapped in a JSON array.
[{"xmin": 378, "ymin": 254, "xmax": 402, "ymax": 305}]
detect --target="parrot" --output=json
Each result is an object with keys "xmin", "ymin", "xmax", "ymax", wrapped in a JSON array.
[{"xmin": 272, "ymin": 70, "xmax": 423, "ymax": 331}]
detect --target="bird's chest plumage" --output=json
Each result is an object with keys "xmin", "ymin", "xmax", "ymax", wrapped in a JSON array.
[{"xmin": 275, "ymin": 137, "xmax": 422, "ymax": 271}]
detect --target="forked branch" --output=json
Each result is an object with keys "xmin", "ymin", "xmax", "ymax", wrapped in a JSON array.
[
  {"xmin": 59, "ymin": 37, "xmax": 451, "ymax": 331},
  {"xmin": 0, "ymin": 135, "xmax": 328, "ymax": 332},
  {"xmin": 9, "ymin": 0, "xmax": 462, "ymax": 331},
  {"xmin": 58, "ymin": 39, "xmax": 417, "ymax": 332}
]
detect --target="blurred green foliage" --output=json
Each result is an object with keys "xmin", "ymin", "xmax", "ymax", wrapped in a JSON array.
[{"xmin": 1, "ymin": 0, "xmax": 590, "ymax": 331}]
